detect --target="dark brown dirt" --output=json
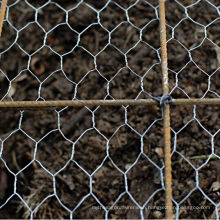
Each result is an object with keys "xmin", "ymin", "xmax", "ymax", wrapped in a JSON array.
[{"xmin": 0, "ymin": 0, "xmax": 219, "ymax": 219}]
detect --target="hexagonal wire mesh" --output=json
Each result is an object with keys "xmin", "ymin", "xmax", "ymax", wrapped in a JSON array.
[{"xmin": 0, "ymin": 0, "xmax": 219, "ymax": 219}]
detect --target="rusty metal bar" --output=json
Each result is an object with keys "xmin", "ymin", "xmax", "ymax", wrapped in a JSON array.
[
  {"xmin": 0, "ymin": 0, "xmax": 8, "ymax": 37},
  {"xmin": 0, "ymin": 98, "xmax": 220, "ymax": 109},
  {"xmin": 0, "ymin": 99, "xmax": 157, "ymax": 108},
  {"xmin": 159, "ymin": 0, "xmax": 173, "ymax": 219}
]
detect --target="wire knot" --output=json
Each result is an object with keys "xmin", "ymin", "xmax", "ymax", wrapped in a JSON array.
[{"xmin": 152, "ymin": 94, "xmax": 173, "ymax": 106}]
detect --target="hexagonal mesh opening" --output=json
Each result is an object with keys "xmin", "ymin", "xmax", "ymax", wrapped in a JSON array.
[{"xmin": 0, "ymin": 0, "xmax": 219, "ymax": 219}]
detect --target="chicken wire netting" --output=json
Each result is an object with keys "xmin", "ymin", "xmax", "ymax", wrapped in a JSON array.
[{"xmin": 0, "ymin": 0, "xmax": 219, "ymax": 219}]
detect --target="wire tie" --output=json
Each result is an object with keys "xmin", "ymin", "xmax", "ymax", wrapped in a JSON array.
[{"xmin": 152, "ymin": 94, "xmax": 173, "ymax": 107}]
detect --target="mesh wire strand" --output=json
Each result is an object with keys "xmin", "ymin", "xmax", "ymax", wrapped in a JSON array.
[{"xmin": 0, "ymin": 0, "xmax": 219, "ymax": 219}]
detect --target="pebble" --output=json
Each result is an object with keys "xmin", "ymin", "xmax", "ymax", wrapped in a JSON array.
[{"xmin": 152, "ymin": 210, "xmax": 163, "ymax": 219}]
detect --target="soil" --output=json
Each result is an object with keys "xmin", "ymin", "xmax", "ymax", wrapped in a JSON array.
[{"xmin": 0, "ymin": 0, "xmax": 219, "ymax": 219}]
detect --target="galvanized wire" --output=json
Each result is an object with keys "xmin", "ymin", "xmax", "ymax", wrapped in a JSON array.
[{"xmin": 0, "ymin": 0, "xmax": 219, "ymax": 219}]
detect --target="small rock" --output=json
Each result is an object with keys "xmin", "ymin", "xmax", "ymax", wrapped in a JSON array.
[
  {"xmin": 125, "ymin": 163, "xmax": 131, "ymax": 170},
  {"xmin": 153, "ymin": 210, "xmax": 163, "ymax": 219},
  {"xmin": 211, "ymin": 181, "xmax": 220, "ymax": 192},
  {"xmin": 155, "ymin": 147, "xmax": 163, "ymax": 158}
]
